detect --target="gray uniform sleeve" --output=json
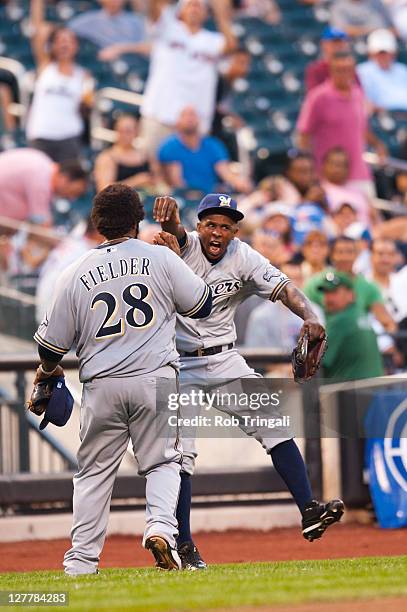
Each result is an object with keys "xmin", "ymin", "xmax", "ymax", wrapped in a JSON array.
[
  {"xmin": 180, "ymin": 231, "xmax": 199, "ymax": 259},
  {"xmin": 34, "ymin": 271, "xmax": 76, "ymax": 356},
  {"xmin": 243, "ymin": 244, "xmax": 291, "ymax": 301},
  {"xmin": 165, "ymin": 249, "xmax": 211, "ymax": 317}
]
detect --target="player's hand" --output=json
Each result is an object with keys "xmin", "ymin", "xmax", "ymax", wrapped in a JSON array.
[
  {"xmin": 153, "ymin": 231, "xmax": 181, "ymax": 256},
  {"xmin": 300, "ymin": 319, "xmax": 326, "ymax": 344},
  {"xmin": 33, "ymin": 364, "xmax": 64, "ymax": 385},
  {"xmin": 153, "ymin": 196, "xmax": 180, "ymax": 224}
]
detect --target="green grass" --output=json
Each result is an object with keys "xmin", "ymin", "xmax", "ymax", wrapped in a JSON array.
[{"xmin": 0, "ymin": 556, "xmax": 406, "ymax": 611}]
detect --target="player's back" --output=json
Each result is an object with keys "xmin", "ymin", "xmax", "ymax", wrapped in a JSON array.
[{"xmin": 35, "ymin": 238, "xmax": 209, "ymax": 381}]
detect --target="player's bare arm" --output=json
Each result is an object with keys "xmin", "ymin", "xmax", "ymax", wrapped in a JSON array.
[
  {"xmin": 278, "ymin": 282, "xmax": 326, "ymax": 342},
  {"xmin": 153, "ymin": 196, "xmax": 187, "ymax": 243}
]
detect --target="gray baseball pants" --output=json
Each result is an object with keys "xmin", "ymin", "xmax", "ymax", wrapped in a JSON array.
[
  {"xmin": 179, "ymin": 349, "xmax": 291, "ymax": 475},
  {"xmin": 63, "ymin": 366, "xmax": 181, "ymax": 575}
]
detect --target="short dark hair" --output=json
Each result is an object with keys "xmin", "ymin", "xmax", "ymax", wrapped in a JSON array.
[
  {"xmin": 91, "ymin": 184, "xmax": 145, "ymax": 240},
  {"xmin": 58, "ymin": 160, "xmax": 88, "ymax": 182},
  {"xmin": 285, "ymin": 149, "xmax": 314, "ymax": 173},
  {"xmin": 331, "ymin": 235, "xmax": 356, "ymax": 252}
]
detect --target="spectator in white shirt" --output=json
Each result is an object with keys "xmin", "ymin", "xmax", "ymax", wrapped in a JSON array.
[
  {"xmin": 357, "ymin": 29, "xmax": 407, "ymax": 111},
  {"xmin": 140, "ymin": 0, "xmax": 236, "ymax": 155},
  {"xmin": 369, "ymin": 238, "xmax": 407, "ymax": 322},
  {"xmin": 28, "ymin": 0, "xmax": 94, "ymax": 162},
  {"xmin": 367, "ymin": 238, "xmax": 406, "ymax": 368}
]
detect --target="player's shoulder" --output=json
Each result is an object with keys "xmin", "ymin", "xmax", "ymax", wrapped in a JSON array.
[
  {"xmin": 233, "ymin": 237, "xmax": 266, "ymax": 262},
  {"xmin": 181, "ymin": 230, "xmax": 200, "ymax": 254}
]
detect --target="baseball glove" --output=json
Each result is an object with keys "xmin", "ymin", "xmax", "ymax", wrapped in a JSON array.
[
  {"xmin": 292, "ymin": 331, "xmax": 327, "ymax": 383},
  {"xmin": 26, "ymin": 379, "xmax": 57, "ymax": 417}
]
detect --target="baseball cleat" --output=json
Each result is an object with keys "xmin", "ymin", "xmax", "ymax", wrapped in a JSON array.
[
  {"xmin": 301, "ymin": 499, "xmax": 345, "ymax": 542},
  {"xmin": 178, "ymin": 541, "xmax": 207, "ymax": 571},
  {"xmin": 145, "ymin": 536, "xmax": 181, "ymax": 570}
]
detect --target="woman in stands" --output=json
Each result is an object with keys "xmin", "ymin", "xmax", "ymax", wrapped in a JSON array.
[
  {"xmin": 94, "ymin": 114, "xmax": 158, "ymax": 192},
  {"xmin": 26, "ymin": 0, "xmax": 93, "ymax": 162}
]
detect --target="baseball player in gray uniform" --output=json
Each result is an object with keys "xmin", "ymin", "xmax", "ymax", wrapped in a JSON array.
[
  {"xmin": 154, "ymin": 193, "xmax": 344, "ymax": 570},
  {"xmin": 33, "ymin": 184, "xmax": 212, "ymax": 575}
]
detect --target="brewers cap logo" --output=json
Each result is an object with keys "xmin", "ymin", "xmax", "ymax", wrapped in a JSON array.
[{"xmin": 219, "ymin": 195, "xmax": 232, "ymax": 207}]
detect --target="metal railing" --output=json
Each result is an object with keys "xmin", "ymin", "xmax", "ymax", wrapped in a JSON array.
[{"xmin": 0, "ymin": 357, "xmax": 78, "ymax": 475}]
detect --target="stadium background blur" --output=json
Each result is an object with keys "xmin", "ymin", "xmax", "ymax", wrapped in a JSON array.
[{"xmin": 0, "ymin": 0, "xmax": 407, "ymax": 555}]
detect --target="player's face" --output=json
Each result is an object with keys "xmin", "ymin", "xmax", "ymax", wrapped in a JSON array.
[{"xmin": 197, "ymin": 214, "xmax": 238, "ymax": 260}]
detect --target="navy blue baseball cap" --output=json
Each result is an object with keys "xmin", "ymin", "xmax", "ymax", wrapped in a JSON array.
[
  {"xmin": 197, "ymin": 193, "xmax": 244, "ymax": 222},
  {"xmin": 321, "ymin": 26, "xmax": 349, "ymax": 41},
  {"xmin": 39, "ymin": 377, "xmax": 74, "ymax": 431}
]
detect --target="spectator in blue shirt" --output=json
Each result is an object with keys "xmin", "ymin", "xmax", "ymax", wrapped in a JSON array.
[
  {"xmin": 157, "ymin": 106, "xmax": 252, "ymax": 194},
  {"xmin": 69, "ymin": 0, "xmax": 148, "ymax": 61},
  {"xmin": 356, "ymin": 29, "xmax": 407, "ymax": 111}
]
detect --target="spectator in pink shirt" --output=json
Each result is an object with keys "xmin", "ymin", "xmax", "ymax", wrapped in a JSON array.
[
  {"xmin": 0, "ymin": 148, "xmax": 88, "ymax": 224},
  {"xmin": 321, "ymin": 147, "xmax": 371, "ymax": 225},
  {"xmin": 297, "ymin": 51, "xmax": 387, "ymax": 197}
]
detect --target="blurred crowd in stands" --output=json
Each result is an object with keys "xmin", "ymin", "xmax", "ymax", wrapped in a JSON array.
[{"xmin": 0, "ymin": 0, "xmax": 407, "ymax": 378}]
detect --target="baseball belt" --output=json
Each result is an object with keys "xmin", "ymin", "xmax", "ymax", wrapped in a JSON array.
[{"xmin": 179, "ymin": 343, "xmax": 234, "ymax": 358}]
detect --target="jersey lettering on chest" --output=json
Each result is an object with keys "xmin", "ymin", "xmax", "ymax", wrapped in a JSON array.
[{"xmin": 211, "ymin": 279, "xmax": 242, "ymax": 304}]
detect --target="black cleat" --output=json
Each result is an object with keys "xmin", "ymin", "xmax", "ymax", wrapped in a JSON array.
[
  {"xmin": 302, "ymin": 499, "xmax": 345, "ymax": 542},
  {"xmin": 178, "ymin": 541, "xmax": 207, "ymax": 571},
  {"xmin": 145, "ymin": 536, "xmax": 181, "ymax": 570}
]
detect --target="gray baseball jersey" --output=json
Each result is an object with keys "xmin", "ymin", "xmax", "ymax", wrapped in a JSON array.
[
  {"xmin": 177, "ymin": 231, "xmax": 290, "ymax": 351},
  {"xmin": 34, "ymin": 238, "xmax": 210, "ymax": 381}
]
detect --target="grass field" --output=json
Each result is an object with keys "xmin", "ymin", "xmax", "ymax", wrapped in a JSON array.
[{"xmin": 0, "ymin": 556, "xmax": 406, "ymax": 611}]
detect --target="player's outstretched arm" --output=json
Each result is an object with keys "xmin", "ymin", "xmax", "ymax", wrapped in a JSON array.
[
  {"xmin": 153, "ymin": 196, "xmax": 187, "ymax": 244},
  {"xmin": 278, "ymin": 282, "xmax": 325, "ymax": 342}
]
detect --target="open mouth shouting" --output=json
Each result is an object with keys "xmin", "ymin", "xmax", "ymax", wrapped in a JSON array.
[{"xmin": 208, "ymin": 239, "xmax": 223, "ymax": 258}]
